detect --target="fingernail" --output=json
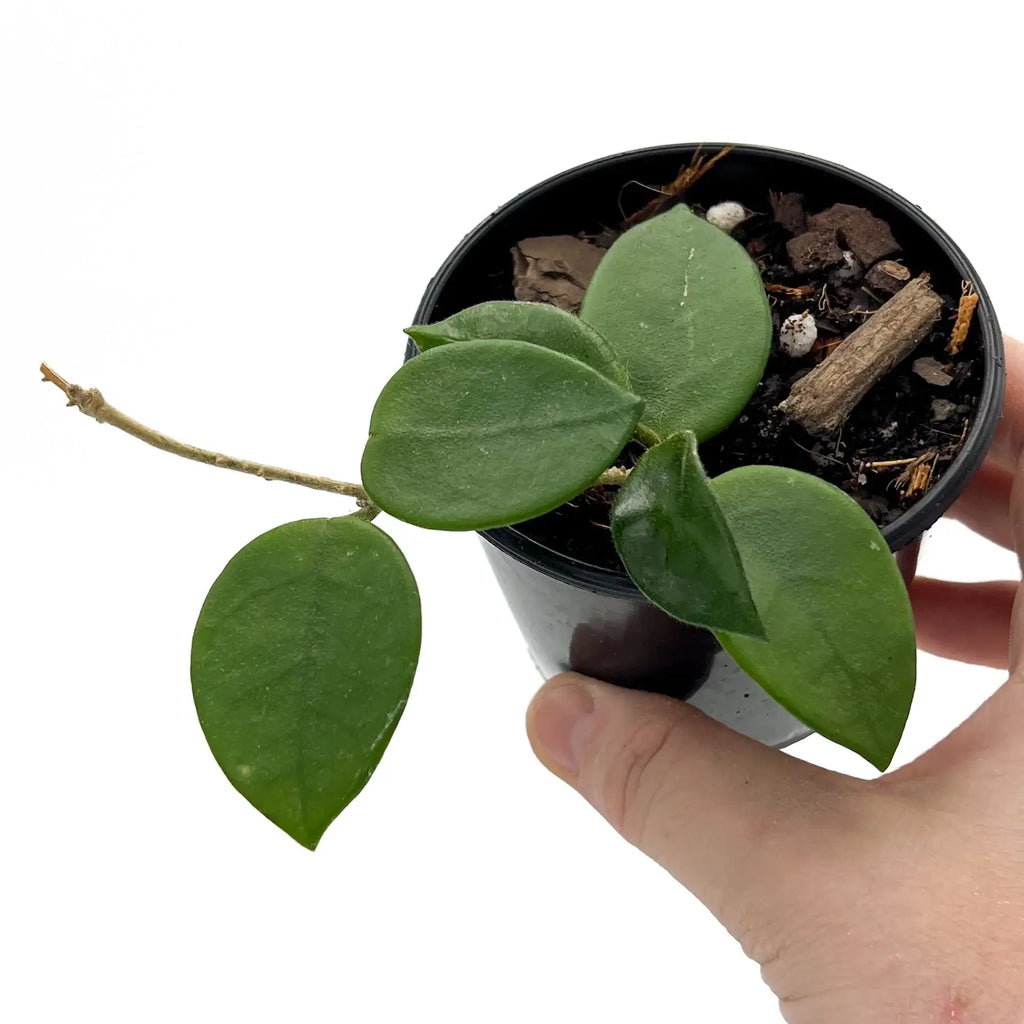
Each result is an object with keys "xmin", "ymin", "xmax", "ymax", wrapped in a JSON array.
[{"xmin": 530, "ymin": 681, "xmax": 596, "ymax": 775}]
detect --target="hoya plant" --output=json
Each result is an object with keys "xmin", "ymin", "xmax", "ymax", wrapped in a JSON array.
[{"xmin": 44, "ymin": 204, "xmax": 914, "ymax": 850}]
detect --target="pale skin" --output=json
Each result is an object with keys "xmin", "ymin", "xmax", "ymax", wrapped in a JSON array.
[{"xmin": 526, "ymin": 335, "xmax": 1024, "ymax": 1023}]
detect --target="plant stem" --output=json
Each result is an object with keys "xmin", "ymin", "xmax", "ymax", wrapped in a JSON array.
[
  {"xmin": 634, "ymin": 423, "xmax": 661, "ymax": 449},
  {"xmin": 40, "ymin": 363, "xmax": 379, "ymax": 516}
]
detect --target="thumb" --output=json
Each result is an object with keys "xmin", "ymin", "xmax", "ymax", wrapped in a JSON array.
[{"xmin": 526, "ymin": 672, "xmax": 842, "ymax": 929}]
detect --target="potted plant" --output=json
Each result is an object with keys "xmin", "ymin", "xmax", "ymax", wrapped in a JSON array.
[{"xmin": 42, "ymin": 142, "xmax": 1004, "ymax": 851}]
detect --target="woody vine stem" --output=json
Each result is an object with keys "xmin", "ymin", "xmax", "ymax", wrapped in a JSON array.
[
  {"xmin": 39, "ymin": 362, "xmax": 382, "ymax": 519},
  {"xmin": 39, "ymin": 363, "xmax": 631, "ymax": 514}
]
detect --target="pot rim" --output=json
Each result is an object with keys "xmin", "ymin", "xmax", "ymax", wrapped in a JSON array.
[{"xmin": 412, "ymin": 142, "xmax": 1006, "ymax": 597}]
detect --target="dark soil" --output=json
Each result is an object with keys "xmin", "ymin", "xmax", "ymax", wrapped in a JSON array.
[{"xmin": 508, "ymin": 188, "xmax": 982, "ymax": 572}]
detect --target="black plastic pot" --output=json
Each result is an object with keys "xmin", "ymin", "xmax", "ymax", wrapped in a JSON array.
[{"xmin": 408, "ymin": 143, "xmax": 1005, "ymax": 748}]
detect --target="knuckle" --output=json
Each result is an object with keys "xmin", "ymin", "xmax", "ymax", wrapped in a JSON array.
[{"xmin": 600, "ymin": 712, "xmax": 685, "ymax": 848}]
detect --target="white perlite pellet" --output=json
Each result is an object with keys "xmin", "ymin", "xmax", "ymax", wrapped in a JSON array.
[
  {"xmin": 779, "ymin": 311, "xmax": 818, "ymax": 358},
  {"xmin": 705, "ymin": 201, "xmax": 747, "ymax": 233}
]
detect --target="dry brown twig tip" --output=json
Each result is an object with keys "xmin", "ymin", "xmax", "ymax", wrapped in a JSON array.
[
  {"xmin": 40, "ymin": 362, "xmax": 72, "ymax": 395},
  {"xmin": 866, "ymin": 457, "xmax": 919, "ymax": 470},
  {"xmin": 902, "ymin": 461, "xmax": 933, "ymax": 499},
  {"xmin": 765, "ymin": 283, "xmax": 815, "ymax": 298},
  {"xmin": 947, "ymin": 281, "xmax": 979, "ymax": 356},
  {"xmin": 625, "ymin": 145, "xmax": 734, "ymax": 227}
]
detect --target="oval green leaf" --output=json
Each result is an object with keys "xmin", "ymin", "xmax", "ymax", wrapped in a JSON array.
[
  {"xmin": 580, "ymin": 204, "xmax": 771, "ymax": 443},
  {"xmin": 404, "ymin": 300, "xmax": 630, "ymax": 387},
  {"xmin": 191, "ymin": 517, "xmax": 421, "ymax": 849},
  {"xmin": 361, "ymin": 339, "xmax": 644, "ymax": 530},
  {"xmin": 611, "ymin": 432, "xmax": 764, "ymax": 637},
  {"xmin": 712, "ymin": 466, "xmax": 915, "ymax": 770}
]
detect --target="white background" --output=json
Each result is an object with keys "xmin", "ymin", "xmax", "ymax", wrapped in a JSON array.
[{"xmin": 2, "ymin": 3, "xmax": 1022, "ymax": 1021}]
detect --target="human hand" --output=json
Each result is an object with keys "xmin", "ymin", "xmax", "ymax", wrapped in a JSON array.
[{"xmin": 526, "ymin": 336, "xmax": 1024, "ymax": 1024}]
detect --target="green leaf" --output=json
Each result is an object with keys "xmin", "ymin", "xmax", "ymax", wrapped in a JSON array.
[
  {"xmin": 611, "ymin": 432, "xmax": 764, "ymax": 637},
  {"xmin": 191, "ymin": 517, "xmax": 421, "ymax": 850},
  {"xmin": 580, "ymin": 204, "xmax": 771, "ymax": 443},
  {"xmin": 361, "ymin": 339, "xmax": 644, "ymax": 530},
  {"xmin": 404, "ymin": 300, "xmax": 630, "ymax": 387},
  {"xmin": 712, "ymin": 467, "xmax": 916, "ymax": 770}
]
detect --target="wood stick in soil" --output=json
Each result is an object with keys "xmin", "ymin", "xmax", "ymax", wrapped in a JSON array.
[{"xmin": 779, "ymin": 275, "xmax": 943, "ymax": 435}]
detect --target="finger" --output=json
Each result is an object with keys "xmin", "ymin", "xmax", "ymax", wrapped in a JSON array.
[
  {"xmin": 906, "ymin": 582, "xmax": 1024, "ymax": 780},
  {"xmin": 985, "ymin": 335, "xmax": 1024, "ymax": 473},
  {"xmin": 1010, "ymin": 463, "xmax": 1024, "ymax": 564},
  {"xmin": 525, "ymin": 672, "xmax": 843, "ymax": 931},
  {"xmin": 1009, "ymin": 586, "xmax": 1024, "ymax": 674},
  {"xmin": 946, "ymin": 459, "xmax": 1014, "ymax": 550},
  {"xmin": 910, "ymin": 577, "xmax": 1017, "ymax": 669}
]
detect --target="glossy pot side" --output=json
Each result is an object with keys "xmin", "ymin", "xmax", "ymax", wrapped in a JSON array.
[{"xmin": 410, "ymin": 143, "xmax": 1004, "ymax": 748}]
